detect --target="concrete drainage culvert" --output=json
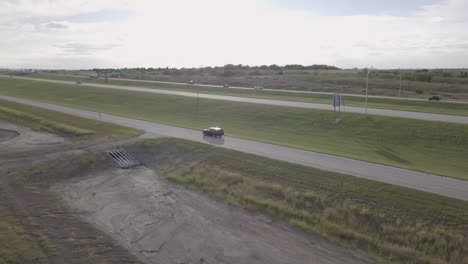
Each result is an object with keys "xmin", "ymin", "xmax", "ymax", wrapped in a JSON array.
[{"xmin": 106, "ymin": 148, "xmax": 141, "ymax": 168}]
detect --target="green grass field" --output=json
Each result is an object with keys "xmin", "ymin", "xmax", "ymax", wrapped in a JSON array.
[
  {"xmin": 27, "ymin": 73, "xmax": 468, "ymax": 116},
  {"xmin": 1, "ymin": 77, "xmax": 467, "ymax": 179},
  {"xmin": 0, "ymin": 99, "xmax": 141, "ymax": 139},
  {"xmin": 137, "ymin": 138, "xmax": 468, "ymax": 264}
]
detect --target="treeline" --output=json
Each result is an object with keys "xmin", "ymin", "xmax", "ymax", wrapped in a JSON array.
[
  {"xmin": 91, "ymin": 64, "xmax": 339, "ymax": 73},
  {"xmin": 357, "ymin": 68, "xmax": 468, "ymax": 83}
]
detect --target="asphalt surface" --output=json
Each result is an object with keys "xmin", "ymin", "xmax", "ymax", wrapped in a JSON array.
[
  {"xmin": 2, "ymin": 95, "xmax": 468, "ymax": 201},
  {"xmin": 56, "ymin": 73, "xmax": 468, "ymax": 104},
  {"xmin": 4, "ymin": 75, "xmax": 468, "ymax": 124}
]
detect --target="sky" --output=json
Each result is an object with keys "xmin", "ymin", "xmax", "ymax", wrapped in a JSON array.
[{"xmin": 1, "ymin": 0, "xmax": 468, "ymax": 69}]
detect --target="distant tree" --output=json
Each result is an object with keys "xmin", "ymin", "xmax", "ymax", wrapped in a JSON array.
[
  {"xmin": 268, "ymin": 64, "xmax": 281, "ymax": 70},
  {"xmin": 305, "ymin": 64, "xmax": 340, "ymax": 70},
  {"xmin": 415, "ymin": 73, "xmax": 432, "ymax": 82},
  {"xmin": 284, "ymin": 64, "xmax": 305, "ymax": 70},
  {"xmin": 402, "ymin": 72, "xmax": 432, "ymax": 82},
  {"xmin": 223, "ymin": 70, "xmax": 235, "ymax": 77},
  {"xmin": 442, "ymin": 72, "xmax": 452, "ymax": 77},
  {"xmin": 224, "ymin": 64, "xmax": 236, "ymax": 70},
  {"xmin": 249, "ymin": 70, "xmax": 261, "ymax": 75}
]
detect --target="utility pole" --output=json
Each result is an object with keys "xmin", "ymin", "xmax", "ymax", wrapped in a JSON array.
[
  {"xmin": 365, "ymin": 67, "xmax": 372, "ymax": 114},
  {"xmin": 195, "ymin": 82, "xmax": 200, "ymax": 123},
  {"xmin": 399, "ymin": 70, "xmax": 402, "ymax": 97}
]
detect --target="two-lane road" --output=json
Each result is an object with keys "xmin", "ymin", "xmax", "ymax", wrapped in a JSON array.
[
  {"xmin": 3, "ymin": 75, "xmax": 468, "ymax": 124},
  {"xmin": 1, "ymin": 95, "xmax": 468, "ymax": 201}
]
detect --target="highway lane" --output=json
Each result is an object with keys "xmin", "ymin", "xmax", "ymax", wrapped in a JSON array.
[
  {"xmin": 3, "ymin": 75, "xmax": 468, "ymax": 124},
  {"xmin": 111, "ymin": 77, "xmax": 468, "ymax": 104},
  {"xmin": 1, "ymin": 94, "xmax": 468, "ymax": 201},
  {"xmin": 50, "ymin": 73, "xmax": 468, "ymax": 104}
]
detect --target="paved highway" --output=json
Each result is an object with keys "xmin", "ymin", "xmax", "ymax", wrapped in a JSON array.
[
  {"xmin": 3, "ymin": 75, "xmax": 468, "ymax": 124},
  {"xmin": 1, "ymin": 95, "xmax": 468, "ymax": 201},
  {"xmin": 51, "ymin": 73, "xmax": 468, "ymax": 104},
  {"xmin": 113, "ymin": 77, "xmax": 468, "ymax": 104}
]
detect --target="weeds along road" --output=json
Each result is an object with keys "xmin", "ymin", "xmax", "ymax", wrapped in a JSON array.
[
  {"xmin": 4, "ymin": 75, "xmax": 468, "ymax": 124},
  {"xmin": 1, "ymin": 95, "xmax": 468, "ymax": 201}
]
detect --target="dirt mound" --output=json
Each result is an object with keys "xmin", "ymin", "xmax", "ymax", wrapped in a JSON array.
[{"xmin": 0, "ymin": 129, "xmax": 19, "ymax": 142}]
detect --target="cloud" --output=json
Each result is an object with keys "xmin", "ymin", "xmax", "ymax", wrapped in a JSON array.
[
  {"xmin": 417, "ymin": 0, "xmax": 468, "ymax": 22},
  {"xmin": 0, "ymin": 0, "xmax": 468, "ymax": 69},
  {"xmin": 44, "ymin": 22, "xmax": 68, "ymax": 29},
  {"xmin": 55, "ymin": 43, "xmax": 120, "ymax": 55}
]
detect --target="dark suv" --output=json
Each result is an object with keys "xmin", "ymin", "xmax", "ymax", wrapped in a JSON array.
[
  {"xmin": 203, "ymin": 127, "xmax": 224, "ymax": 137},
  {"xmin": 428, "ymin": 96, "xmax": 441, "ymax": 102}
]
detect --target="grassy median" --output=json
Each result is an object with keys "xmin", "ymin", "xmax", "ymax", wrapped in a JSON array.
[
  {"xmin": 134, "ymin": 138, "xmax": 468, "ymax": 264},
  {"xmin": 27, "ymin": 73, "xmax": 468, "ymax": 116},
  {"xmin": 0, "ymin": 77, "xmax": 467, "ymax": 179}
]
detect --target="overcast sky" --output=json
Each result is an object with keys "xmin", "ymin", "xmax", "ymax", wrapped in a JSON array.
[{"xmin": 1, "ymin": 0, "xmax": 467, "ymax": 69}]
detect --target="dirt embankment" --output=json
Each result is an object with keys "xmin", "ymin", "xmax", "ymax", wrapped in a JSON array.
[
  {"xmin": 55, "ymin": 142, "xmax": 373, "ymax": 264},
  {"xmin": 0, "ymin": 128, "xmax": 19, "ymax": 142},
  {"xmin": 1, "ymin": 120, "xmax": 370, "ymax": 264},
  {"xmin": 0, "ymin": 121, "xmax": 143, "ymax": 264},
  {"xmin": 0, "ymin": 121, "xmax": 64, "ymax": 159}
]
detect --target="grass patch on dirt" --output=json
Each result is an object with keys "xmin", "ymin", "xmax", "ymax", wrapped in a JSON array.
[
  {"xmin": 1, "ymin": 77, "xmax": 467, "ymax": 179},
  {"xmin": 0, "ymin": 186, "xmax": 49, "ymax": 264},
  {"xmin": 0, "ymin": 99, "xmax": 141, "ymax": 139},
  {"xmin": 135, "ymin": 138, "xmax": 468, "ymax": 264},
  {"xmin": 27, "ymin": 73, "xmax": 468, "ymax": 116}
]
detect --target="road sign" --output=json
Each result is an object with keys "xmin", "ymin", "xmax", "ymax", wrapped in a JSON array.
[{"xmin": 333, "ymin": 94, "xmax": 344, "ymax": 112}]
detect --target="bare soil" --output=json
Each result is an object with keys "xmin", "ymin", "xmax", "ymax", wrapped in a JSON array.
[
  {"xmin": 1, "ymin": 120, "xmax": 372, "ymax": 264},
  {"xmin": 55, "ymin": 166, "xmax": 373, "ymax": 264},
  {"xmin": 0, "ymin": 129, "xmax": 19, "ymax": 142},
  {"xmin": 0, "ymin": 120, "xmax": 143, "ymax": 264},
  {"xmin": 0, "ymin": 121, "xmax": 64, "ymax": 159}
]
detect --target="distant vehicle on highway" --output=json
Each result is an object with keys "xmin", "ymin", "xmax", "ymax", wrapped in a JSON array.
[
  {"xmin": 253, "ymin": 85, "xmax": 263, "ymax": 90},
  {"xmin": 428, "ymin": 96, "xmax": 441, "ymax": 102},
  {"xmin": 76, "ymin": 81, "xmax": 82, "ymax": 84},
  {"xmin": 223, "ymin": 84, "xmax": 230, "ymax": 88},
  {"xmin": 187, "ymin": 80, "xmax": 195, "ymax": 85},
  {"xmin": 203, "ymin": 127, "xmax": 224, "ymax": 137}
]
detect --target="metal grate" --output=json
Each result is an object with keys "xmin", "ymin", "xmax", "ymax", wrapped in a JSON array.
[{"xmin": 106, "ymin": 148, "xmax": 140, "ymax": 169}]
